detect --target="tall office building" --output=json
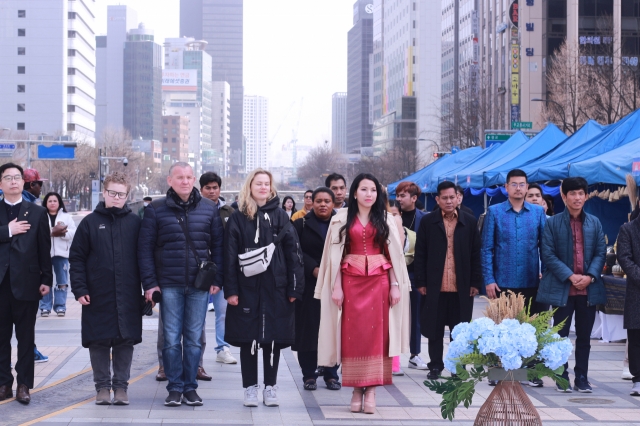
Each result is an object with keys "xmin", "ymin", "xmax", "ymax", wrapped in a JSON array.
[
  {"xmin": 243, "ymin": 95, "xmax": 268, "ymax": 172},
  {"xmin": 180, "ymin": 0, "xmax": 243, "ymax": 173},
  {"xmin": 163, "ymin": 37, "xmax": 214, "ymax": 175},
  {"xmin": 123, "ymin": 23, "xmax": 162, "ymax": 141},
  {"xmin": 347, "ymin": 0, "xmax": 374, "ymax": 154},
  {"xmin": 162, "ymin": 115, "xmax": 190, "ymax": 163},
  {"xmin": 0, "ymin": 0, "xmax": 96, "ymax": 142},
  {"xmin": 96, "ymin": 5, "xmax": 138, "ymax": 140},
  {"xmin": 210, "ymin": 81, "xmax": 231, "ymax": 176},
  {"xmin": 332, "ymin": 92, "xmax": 348, "ymax": 153},
  {"xmin": 369, "ymin": 0, "xmax": 441, "ymax": 157}
]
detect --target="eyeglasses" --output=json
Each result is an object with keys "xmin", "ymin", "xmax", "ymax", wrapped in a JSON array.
[
  {"xmin": 106, "ymin": 190, "xmax": 128, "ymax": 199},
  {"xmin": 1, "ymin": 175, "xmax": 23, "ymax": 182},
  {"xmin": 508, "ymin": 183, "xmax": 527, "ymax": 189},
  {"xmin": 304, "ymin": 195, "xmax": 312, "ymax": 199}
]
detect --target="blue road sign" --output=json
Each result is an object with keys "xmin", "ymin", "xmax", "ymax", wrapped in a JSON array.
[
  {"xmin": 451, "ymin": 146, "xmax": 460, "ymax": 154},
  {"xmin": 0, "ymin": 143, "xmax": 17, "ymax": 157},
  {"xmin": 37, "ymin": 145, "xmax": 75, "ymax": 159}
]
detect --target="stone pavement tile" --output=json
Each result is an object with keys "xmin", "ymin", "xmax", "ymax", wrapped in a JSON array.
[
  {"xmin": 319, "ymin": 405, "xmax": 357, "ymax": 419},
  {"xmin": 376, "ymin": 407, "xmax": 412, "ymax": 420},
  {"xmin": 537, "ymin": 407, "xmax": 583, "ymax": 421},
  {"xmin": 402, "ymin": 406, "xmax": 442, "ymax": 420},
  {"xmin": 581, "ymin": 408, "xmax": 640, "ymax": 422},
  {"xmin": 130, "ymin": 420, "xmax": 163, "ymax": 424},
  {"xmin": 41, "ymin": 418, "xmax": 72, "ymax": 424}
]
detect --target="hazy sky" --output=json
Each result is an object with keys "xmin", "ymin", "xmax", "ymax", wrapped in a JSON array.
[{"xmin": 96, "ymin": 0, "xmax": 354, "ymax": 161}]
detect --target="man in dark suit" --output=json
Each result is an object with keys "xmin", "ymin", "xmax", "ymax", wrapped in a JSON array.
[
  {"xmin": 414, "ymin": 181, "xmax": 482, "ymax": 380},
  {"xmin": 0, "ymin": 163, "xmax": 53, "ymax": 404},
  {"xmin": 395, "ymin": 181, "xmax": 428, "ymax": 371}
]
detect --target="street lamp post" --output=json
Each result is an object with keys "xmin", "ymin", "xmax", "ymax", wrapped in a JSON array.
[{"xmin": 532, "ymin": 98, "xmax": 567, "ymax": 133}]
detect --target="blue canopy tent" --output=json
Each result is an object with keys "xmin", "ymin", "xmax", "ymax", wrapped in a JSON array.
[
  {"xmin": 526, "ymin": 110, "xmax": 640, "ymax": 182},
  {"xmin": 387, "ymin": 146, "xmax": 484, "ymax": 197},
  {"xmin": 430, "ymin": 132, "xmax": 529, "ymax": 192},
  {"xmin": 483, "ymin": 124, "xmax": 574, "ymax": 187}
]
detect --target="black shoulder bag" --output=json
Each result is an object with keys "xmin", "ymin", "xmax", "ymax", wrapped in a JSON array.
[{"xmin": 175, "ymin": 212, "xmax": 218, "ymax": 291}]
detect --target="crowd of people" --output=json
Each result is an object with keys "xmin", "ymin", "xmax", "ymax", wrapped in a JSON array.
[{"xmin": 0, "ymin": 161, "xmax": 639, "ymax": 410}]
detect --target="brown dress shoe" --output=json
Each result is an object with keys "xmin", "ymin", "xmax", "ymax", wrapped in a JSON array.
[
  {"xmin": 16, "ymin": 384, "xmax": 30, "ymax": 404},
  {"xmin": 0, "ymin": 385, "xmax": 13, "ymax": 401},
  {"xmin": 197, "ymin": 366, "xmax": 212, "ymax": 381},
  {"xmin": 156, "ymin": 367, "xmax": 167, "ymax": 382}
]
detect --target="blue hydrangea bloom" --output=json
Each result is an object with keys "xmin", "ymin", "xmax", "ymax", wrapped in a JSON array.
[{"xmin": 539, "ymin": 338, "xmax": 573, "ymax": 370}]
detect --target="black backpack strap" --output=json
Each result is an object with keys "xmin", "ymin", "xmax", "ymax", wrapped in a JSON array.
[
  {"xmin": 273, "ymin": 221, "xmax": 292, "ymax": 246},
  {"xmin": 173, "ymin": 212, "xmax": 204, "ymax": 265}
]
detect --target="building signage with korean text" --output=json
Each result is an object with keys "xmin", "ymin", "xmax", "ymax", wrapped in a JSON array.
[
  {"xmin": 509, "ymin": 0, "xmax": 519, "ymax": 28},
  {"xmin": 162, "ymin": 69, "xmax": 198, "ymax": 91}
]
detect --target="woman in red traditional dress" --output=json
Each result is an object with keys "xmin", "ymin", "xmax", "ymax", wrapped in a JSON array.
[{"xmin": 314, "ymin": 173, "xmax": 411, "ymax": 415}]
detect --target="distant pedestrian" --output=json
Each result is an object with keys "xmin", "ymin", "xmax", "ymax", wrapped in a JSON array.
[
  {"xmin": 22, "ymin": 168, "xmax": 47, "ymax": 205},
  {"xmin": 537, "ymin": 177, "xmax": 606, "ymax": 393},
  {"xmin": 542, "ymin": 194, "xmax": 555, "ymax": 216},
  {"xmin": 138, "ymin": 162, "xmax": 224, "ymax": 407},
  {"xmin": 291, "ymin": 189, "xmax": 313, "ymax": 221},
  {"xmin": 70, "ymin": 172, "xmax": 142, "ymax": 406},
  {"xmin": 325, "ymin": 173, "xmax": 348, "ymax": 209},
  {"xmin": 292, "ymin": 187, "xmax": 340, "ymax": 391},
  {"xmin": 224, "ymin": 168, "xmax": 304, "ymax": 407},
  {"xmin": 138, "ymin": 196, "xmax": 152, "ymax": 219},
  {"xmin": 39, "ymin": 192, "xmax": 76, "ymax": 317},
  {"xmin": 282, "ymin": 195, "xmax": 297, "ymax": 219},
  {"xmin": 0, "ymin": 163, "xmax": 52, "ymax": 405},
  {"xmin": 617, "ymin": 213, "xmax": 640, "ymax": 396}
]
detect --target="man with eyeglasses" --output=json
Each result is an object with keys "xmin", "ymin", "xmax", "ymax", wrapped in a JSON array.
[
  {"xmin": 0, "ymin": 163, "xmax": 52, "ymax": 405},
  {"xmin": 138, "ymin": 162, "xmax": 224, "ymax": 407},
  {"xmin": 70, "ymin": 172, "xmax": 143, "ymax": 405},
  {"xmin": 481, "ymin": 169, "xmax": 547, "ymax": 386},
  {"xmin": 291, "ymin": 190, "xmax": 314, "ymax": 221}
]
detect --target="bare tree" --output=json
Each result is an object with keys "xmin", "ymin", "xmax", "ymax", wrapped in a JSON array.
[{"xmin": 296, "ymin": 145, "xmax": 341, "ymax": 188}]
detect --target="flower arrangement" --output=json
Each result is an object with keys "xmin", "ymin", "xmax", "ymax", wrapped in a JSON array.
[{"xmin": 425, "ymin": 292, "xmax": 573, "ymax": 421}]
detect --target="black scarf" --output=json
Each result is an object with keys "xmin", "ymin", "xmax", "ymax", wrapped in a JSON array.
[{"xmin": 167, "ymin": 187, "xmax": 196, "ymax": 210}]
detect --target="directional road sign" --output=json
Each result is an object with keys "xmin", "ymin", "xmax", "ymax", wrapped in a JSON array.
[
  {"xmin": 511, "ymin": 121, "xmax": 533, "ymax": 129},
  {"xmin": 0, "ymin": 143, "xmax": 17, "ymax": 157},
  {"xmin": 37, "ymin": 145, "xmax": 75, "ymax": 159}
]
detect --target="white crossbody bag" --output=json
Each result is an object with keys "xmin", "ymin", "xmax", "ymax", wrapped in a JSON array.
[{"xmin": 238, "ymin": 217, "xmax": 292, "ymax": 277}]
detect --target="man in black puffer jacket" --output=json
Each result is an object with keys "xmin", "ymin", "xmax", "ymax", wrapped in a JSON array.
[{"xmin": 138, "ymin": 162, "xmax": 224, "ymax": 407}]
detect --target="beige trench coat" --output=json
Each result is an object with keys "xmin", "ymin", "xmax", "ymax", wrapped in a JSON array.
[{"xmin": 314, "ymin": 209, "xmax": 411, "ymax": 367}]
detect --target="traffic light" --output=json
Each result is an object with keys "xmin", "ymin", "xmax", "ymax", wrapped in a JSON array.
[{"xmin": 433, "ymin": 152, "xmax": 447, "ymax": 159}]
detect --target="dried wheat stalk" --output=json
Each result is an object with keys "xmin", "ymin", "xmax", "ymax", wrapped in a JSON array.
[{"xmin": 481, "ymin": 291, "xmax": 527, "ymax": 323}]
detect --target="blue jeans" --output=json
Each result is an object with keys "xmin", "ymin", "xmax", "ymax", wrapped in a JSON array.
[
  {"xmin": 160, "ymin": 286, "xmax": 209, "ymax": 393},
  {"xmin": 39, "ymin": 257, "xmax": 69, "ymax": 313},
  {"xmin": 209, "ymin": 289, "xmax": 230, "ymax": 352}
]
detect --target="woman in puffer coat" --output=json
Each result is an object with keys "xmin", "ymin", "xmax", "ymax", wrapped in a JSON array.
[{"xmin": 224, "ymin": 168, "xmax": 304, "ymax": 408}]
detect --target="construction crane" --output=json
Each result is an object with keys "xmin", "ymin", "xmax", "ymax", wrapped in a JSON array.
[
  {"xmin": 290, "ymin": 98, "xmax": 304, "ymax": 176},
  {"xmin": 269, "ymin": 100, "xmax": 296, "ymax": 148}
]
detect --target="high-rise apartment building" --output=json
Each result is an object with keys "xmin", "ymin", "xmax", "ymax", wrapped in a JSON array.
[
  {"xmin": 332, "ymin": 92, "xmax": 348, "ymax": 153},
  {"xmin": 96, "ymin": 5, "xmax": 138, "ymax": 140},
  {"xmin": 347, "ymin": 0, "xmax": 374, "ymax": 154},
  {"xmin": 123, "ymin": 23, "xmax": 162, "ymax": 141},
  {"xmin": 243, "ymin": 95, "xmax": 268, "ymax": 172},
  {"xmin": 369, "ymin": 0, "xmax": 441, "ymax": 157},
  {"xmin": 0, "ymin": 0, "xmax": 96, "ymax": 142},
  {"xmin": 163, "ymin": 37, "xmax": 214, "ymax": 175},
  {"xmin": 180, "ymin": 0, "xmax": 244, "ymax": 173},
  {"xmin": 162, "ymin": 115, "xmax": 190, "ymax": 163},
  {"xmin": 209, "ymin": 81, "xmax": 231, "ymax": 176}
]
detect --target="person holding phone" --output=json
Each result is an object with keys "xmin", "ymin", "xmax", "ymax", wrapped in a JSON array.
[{"xmin": 40, "ymin": 192, "xmax": 76, "ymax": 317}]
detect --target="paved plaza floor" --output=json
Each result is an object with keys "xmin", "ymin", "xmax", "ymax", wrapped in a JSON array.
[{"xmin": 2, "ymin": 294, "xmax": 639, "ymax": 425}]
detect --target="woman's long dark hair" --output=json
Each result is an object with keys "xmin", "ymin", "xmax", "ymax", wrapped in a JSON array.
[
  {"xmin": 282, "ymin": 195, "xmax": 297, "ymax": 214},
  {"xmin": 43, "ymin": 192, "xmax": 67, "ymax": 213},
  {"xmin": 542, "ymin": 194, "xmax": 555, "ymax": 216},
  {"xmin": 338, "ymin": 173, "xmax": 389, "ymax": 250}
]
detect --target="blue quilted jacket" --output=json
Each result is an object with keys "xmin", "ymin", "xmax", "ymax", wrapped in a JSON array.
[
  {"xmin": 537, "ymin": 209, "xmax": 606, "ymax": 307},
  {"xmin": 138, "ymin": 189, "xmax": 224, "ymax": 290}
]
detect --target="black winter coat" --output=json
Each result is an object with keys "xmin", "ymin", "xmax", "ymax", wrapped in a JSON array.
[
  {"xmin": 138, "ymin": 189, "xmax": 224, "ymax": 290},
  {"xmin": 70, "ymin": 203, "xmax": 142, "ymax": 348},
  {"xmin": 616, "ymin": 217, "xmax": 640, "ymax": 330},
  {"xmin": 414, "ymin": 210, "xmax": 483, "ymax": 339},
  {"xmin": 292, "ymin": 210, "xmax": 334, "ymax": 352},
  {"xmin": 224, "ymin": 196, "xmax": 305, "ymax": 346}
]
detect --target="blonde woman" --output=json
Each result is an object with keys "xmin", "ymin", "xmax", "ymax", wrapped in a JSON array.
[
  {"xmin": 315, "ymin": 173, "xmax": 410, "ymax": 414},
  {"xmin": 223, "ymin": 169, "xmax": 305, "ymax": 407}
]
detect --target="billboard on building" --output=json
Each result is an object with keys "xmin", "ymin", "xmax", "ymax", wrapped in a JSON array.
[{"xmin": 162, "ymin": 69, "xmax": 197, "ymax": 91}]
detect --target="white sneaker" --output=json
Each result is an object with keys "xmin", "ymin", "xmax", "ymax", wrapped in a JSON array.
[
  {"xmin": 631, "ymin": 382, "xmax": 640, "ymax": 396},
  {"xmin": 622, "ymin": 367, "xmax": 633, "ymax": 380},
  {"xmin": 263, "ymin": 385, "xmax": 279, "ymax": 407},
  {"xmin": 392, "ymin": 369, "xmax": 405, "ymax": 376},
  {"xmin": 216, "ymin": 347, "xmax": 238, "ymax": 364},
  {"xmin": 208, "ymin": 302, "xmax": 215, "ymax": 312},
  {"xmin": 243, "ymin": 385, "xmax": 259, "ymax": 407},
  {"xmin": 408, "ymin": 355, "xmax": 429, "ymax": 370}
]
